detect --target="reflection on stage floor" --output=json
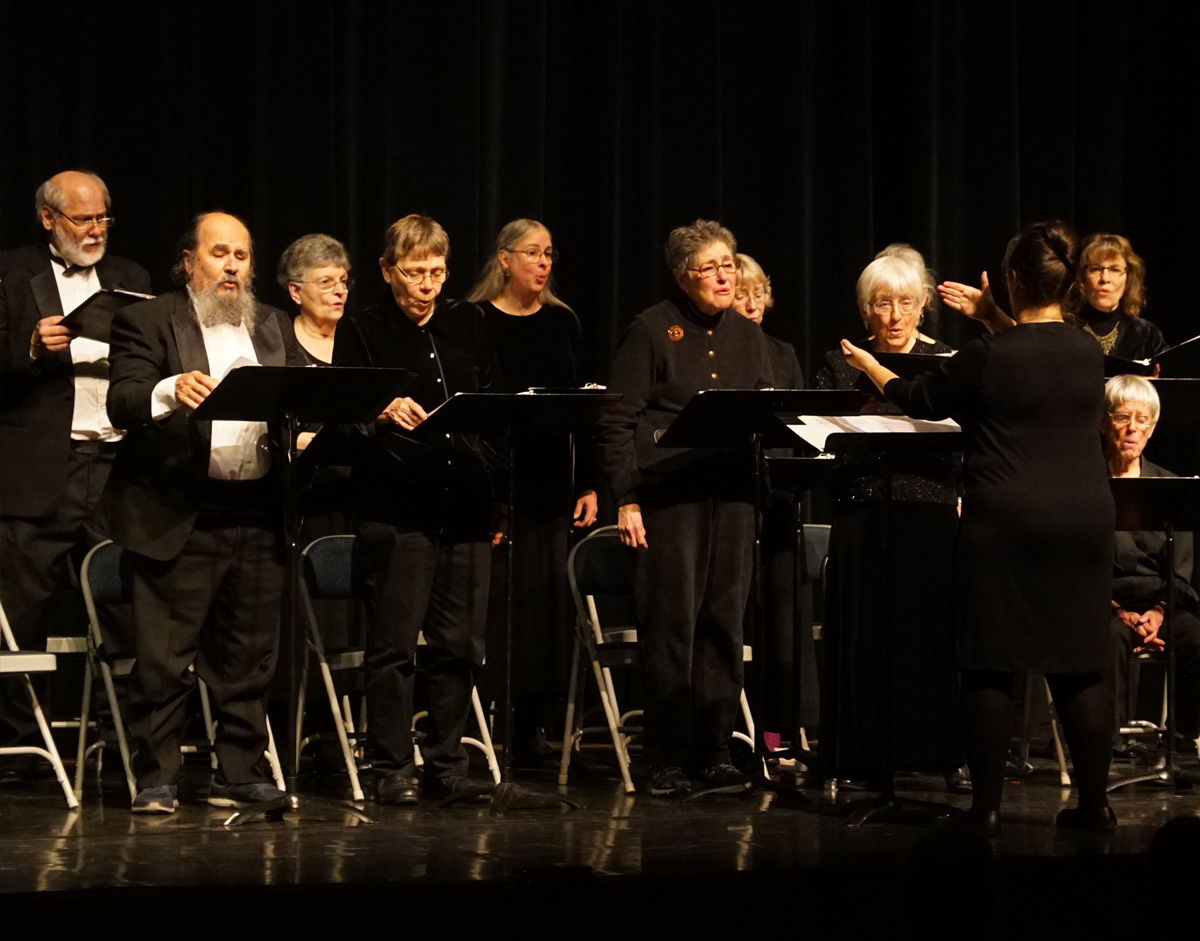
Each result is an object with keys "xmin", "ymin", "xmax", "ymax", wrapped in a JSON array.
[{"xmin": 2, "ymin": 748, "xmax": 1198, "ymax": 934}]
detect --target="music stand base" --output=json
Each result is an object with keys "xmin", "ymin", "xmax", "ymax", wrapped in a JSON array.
[
  {"xmin": 439, "ymin": 780, "xmax": 582, "ymax": 815},
  {"xmin": 844, "ymin": 787, "xmax": 961, "ymax": 828},
  {"xmin": 223, "ymin": 792, "xmax": 375, "ymax": 826}
]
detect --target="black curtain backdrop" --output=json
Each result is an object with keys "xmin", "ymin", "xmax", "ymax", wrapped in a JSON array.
[{"xmin": 3, "ymin": 0, "xmax": 1198, "ymax": 387}]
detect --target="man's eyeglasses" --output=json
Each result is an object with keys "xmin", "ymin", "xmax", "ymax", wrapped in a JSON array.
[{"xmin": 51, "ymin": 207, "xmax": 115, "ymax": 229}]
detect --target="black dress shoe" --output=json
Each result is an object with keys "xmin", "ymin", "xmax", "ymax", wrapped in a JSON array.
[
  {"xmin": 963, "ymin": 807, "xmax": 1001, "ymax": 837},
  {"xmin": 0, "ymin": 764, "xmax": 33, "ymax": 789},
  {"xmin": 943, "ymin": 766, "xmax": 973, "ymax": 794},
  {"xmin": 375, "ymin": 772, "xmax": 419, "ymax": 805},
  {"xmin": 423, "ymin": 775, "xmax": 488, "ymax": 803},
  {"xmin": 1056, "ymin": 804, "xmax": 1117, "ymax": 832},
  {"xmin": 647, "ymin": 766, "xmax": 693, "ymax": 797},
  {"xmin": 693, "ymin": 763, "xmax": 752, "ymax": 794}
]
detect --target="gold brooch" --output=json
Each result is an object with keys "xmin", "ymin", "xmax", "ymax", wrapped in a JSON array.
[{"xmin": 667, "ymin": 325, "xmax": 684, "ymax": 342}]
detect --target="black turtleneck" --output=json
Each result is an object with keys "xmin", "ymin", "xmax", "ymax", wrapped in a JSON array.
[{"xmin": 1079, "ymin": 302, "xmax": 1169, "ymax": 361}]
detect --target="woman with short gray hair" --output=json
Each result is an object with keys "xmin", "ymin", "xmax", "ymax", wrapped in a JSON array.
[
  {"xmin": 277, "ymin": 233, "xmax": 351, "ymax": 365},
  {"xmin": 597, "ymin": 219, "xmax": 771, "ymax": 797},
  {"xmin": 816, "ymin": 247, "xmax": 965, "ymax": 797}
]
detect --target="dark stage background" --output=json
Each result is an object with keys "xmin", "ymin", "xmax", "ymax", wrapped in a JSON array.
[{"xmin": 3, "ymin": 0, "xmax": 1198, "ymax": 388}]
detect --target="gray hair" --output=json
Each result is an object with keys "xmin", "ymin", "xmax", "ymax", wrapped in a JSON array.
[
  {"xmin": 276, "ymin": 233, "xmax": 351, "ymax": 289},
  {"xmin": 875, "ymin": 242, "xmax": 935, "ymax": 310},
  {"xmin": 34, "ymin": 170, "xmax": 111, "ymax": 220},
  {"xmin": 466, "ymin": 218, "xmax": 573, "ymax": 311},
  {"xmin": 856, "ymin": 255, "xmax": 926, "ymax": 316},
  {"xmin": 1105, "ymin": 374, "xmax": 1160, "ymax": 424},
  {"xmin": 664, "ymin": 219, "xmax": 737, "ymax": 276}
]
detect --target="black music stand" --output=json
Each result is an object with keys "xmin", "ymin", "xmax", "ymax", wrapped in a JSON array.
[
  {"xmin": 192, "ymin": 364, "xmax": 413, "ymax": 825},
  {"xmin": 819, "ymin": 427, "xmax": 964, "ymax": 826},
  {"xmin": 758, "ymin": 455, "xmax": 841, "ymax": 777},
  {"xmin": 418, "ymin": 391, "xmax": 621, "ymax": 814},
  {"xmin": 656, "ymin": 389, "xmax": 869, "ymax": 804},
  {"xmin": 1106, "ymin": 476, "xmax": 1200, "ymax": 793}
]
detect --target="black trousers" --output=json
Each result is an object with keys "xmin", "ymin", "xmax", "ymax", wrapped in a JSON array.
[
  {"xmin": 0, "ymin": 443, "xmax": 115, "ymax": 748},
  {"xmin": 356, "ymin": 522, "xmax": 489, "ymax": 779},
  {"xmin": 1108, "ymin": 603, "xmax": 1200, "ymax": 740},
  {"xmin": 635, "ymin": 494, "xmax": 753, "ymax": 769},
  {"xmin": 127, "ymin": 512, "xmax": 282, "ymax": 788}
]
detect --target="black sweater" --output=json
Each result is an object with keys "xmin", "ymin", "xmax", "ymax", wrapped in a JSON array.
[
  {"xmin": 332, "ymin": 290, "xmax": 504, "ymax": 536},
  {"xmin": 597, "ymin": 294, "xmax": 771, "ymax": 506}
]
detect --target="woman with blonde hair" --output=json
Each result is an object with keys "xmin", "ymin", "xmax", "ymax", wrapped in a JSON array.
[{"xmin": 467, "ymin": 219, "xmax": 597, "ymax": 767}]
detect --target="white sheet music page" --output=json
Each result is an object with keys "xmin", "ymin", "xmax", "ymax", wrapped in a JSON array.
[{"xmin": 783, "ymin": 414, "xmax": 961, "ymax": 452}]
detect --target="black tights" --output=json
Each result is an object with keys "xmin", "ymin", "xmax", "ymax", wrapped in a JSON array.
[{"xmin": 961, "ymin": 670, "xmax": 1113, "ymax": 815}]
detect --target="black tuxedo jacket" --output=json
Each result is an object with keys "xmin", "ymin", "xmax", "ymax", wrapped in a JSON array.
[
  {"xmin": 0, "ymin": 244, "xmax": 151, "ymax": 516},
  {"xmin": 97, "ymin": 291, "xmax": 306, "ymax": 561}
]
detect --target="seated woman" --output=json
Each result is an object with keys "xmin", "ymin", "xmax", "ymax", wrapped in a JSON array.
[
  {"xmin": 938, "ymin": 233, "xmax": 1169, "ymax": 364},
  {"xmin": 731, "ymin": 254, "xmax": 803, "ymax": 387},
  {"xmin": 1102, "ymin": 374, "xmax": 1200, "ymax": 749},
  {"xmin": 1076, "ymin": 234, "xmax": 1168, "ymax": 361},
  {"xmin": 278, "ymin": 233, "xmax": 351, "ymax": 366},
  {"xmin": 730, "ymin": 253, "xmax": 810, "ymax": 742},
  {"xmin": 815, "ymin": 250, "xmax": 964, "ymax": 792},
  {"xmin": 274, "ymin": 234, "xmax": 355, "ymax": 531}
]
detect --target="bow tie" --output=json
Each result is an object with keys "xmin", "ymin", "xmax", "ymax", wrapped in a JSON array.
[{"xmin": 50, "ymin": 253, "xmax": 89, "ymax": 277}]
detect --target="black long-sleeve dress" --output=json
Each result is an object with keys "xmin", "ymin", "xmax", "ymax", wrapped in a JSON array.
[
  {"xmin": 815, "ymin": 338, "xmax": 963, "ymax": 777},
  {"xmin": 884, "ymin": 322, "xmax": 1114, "ymax": 674},
  {"xmin": 479, "ymin": 301, "xmax": 591, "ymax": 724}
]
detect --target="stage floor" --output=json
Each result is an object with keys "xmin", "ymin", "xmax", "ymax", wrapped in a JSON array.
[{"xmin": 2, "ymin": 749, "xmax": 1198, "ymax": 935}]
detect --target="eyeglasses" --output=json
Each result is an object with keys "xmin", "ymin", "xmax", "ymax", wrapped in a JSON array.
[
  {"xmin": 51, "ymin": 208, "xmax": 115, "ymax": 229},
  {"xmin": 734, "ymin": 290, "xmax": 765, "ymax": 304},
  {"xmin": 687, "ymin": 261, "xmax": 737, "ymax": 279},
  {"xmin": 1109, "ymin": 411, "xmax": 1155, "ymax": 428},
  {"xmin": 1087, "ymin": 265, "xmax": 1127, "ymax": 278},
  {"xmin": 507, "ymin": 247, "xmax": 558, "ymax": 263},
  {"xmin": 299, "ymin": 275, "xmax": 353, "ymax": 294},
  {"xmin": 393, "ymin": 264, "xmax": 448, "ymax": 285},
  {"xmin": 870, "ymin": 295, "xmax": 919, "ymax": 315}
]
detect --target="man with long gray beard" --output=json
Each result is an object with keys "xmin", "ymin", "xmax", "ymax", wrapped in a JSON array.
[
  {"xmin": 0, "ymin": 170, "xmax": 151, "ymax": 785},
  {"xmin": 98, "ymin": 211, "xmax": 306, "ymax": 813}
]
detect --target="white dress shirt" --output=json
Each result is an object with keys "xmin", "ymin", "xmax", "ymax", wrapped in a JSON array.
[
  {"xmin": 151, "ymin": 317, "xmax": 271, "ymax": 481},
  {"xmin": 48, "ymin": 248, "xmax": 124, "ymax": 442}
]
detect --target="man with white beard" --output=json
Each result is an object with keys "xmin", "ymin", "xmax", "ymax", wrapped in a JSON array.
[
  {"xmin": 0, "ymin": 170, "xmax": 151, "ymax": 786},
  {"xmin": 97, "ymin": 212, "xmax": 307, "ymax": 813}
]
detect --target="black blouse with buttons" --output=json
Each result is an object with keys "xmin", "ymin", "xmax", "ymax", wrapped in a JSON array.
[
  {"xmin": 332, "ymin": 289, "xmax": 504, "ymax": 535},
  {"xmin": 597, "ymin": 293, "xmax": 772, "ymax": 506}
]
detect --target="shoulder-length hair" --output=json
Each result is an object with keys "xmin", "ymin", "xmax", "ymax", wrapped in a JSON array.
[
  {"xmin": 1075, "ymin": 233, "xmax": 1147, "ymax": 318},
  {"xmin": 466, "ymin": 218, "xmax": 572, "ymax": 311}
]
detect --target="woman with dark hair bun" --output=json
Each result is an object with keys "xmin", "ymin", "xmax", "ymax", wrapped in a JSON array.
[{"xmin": 841, "ymin": 220, "xmax": 1117, "ymax": 833}]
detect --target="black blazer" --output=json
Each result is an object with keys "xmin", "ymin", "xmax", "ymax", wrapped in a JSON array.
[
  {"xmin": 97, "ymin": 291, "xmax": 306, "ymax": 561},
  {"xmin": 0, "ymin": 244, "xmax": 151, "ymax": 516}
]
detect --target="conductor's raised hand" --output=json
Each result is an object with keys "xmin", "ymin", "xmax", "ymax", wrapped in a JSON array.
[
  {"xmin": 937, "ymin": 275, "xmax": 985, "ymax": 318},
  {"xmin": 176, "ymin": 371, "xmax": 219, "ymax": 410},
  {"xmin": 30, "ymin": 315, "xmax": 74, "ymax": 356},
  {"xmin": 617, "ymin": 503, "xmax": 648, "ymax": 549},
  {"xmin": 379, "ymin": 396, "xmax": 428, "ymax": 430}
]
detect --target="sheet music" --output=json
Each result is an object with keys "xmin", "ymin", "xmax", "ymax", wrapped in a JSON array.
[{"xmin": 784, "ymin": 413, "xmax": 960, "ymax": 452}]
